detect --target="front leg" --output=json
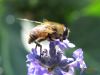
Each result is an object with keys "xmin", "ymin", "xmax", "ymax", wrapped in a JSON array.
[
  {"xmin": 48, "ymin": 33, "xmax": 55, "ymax": 41},
  {"xmin": 59, "ymin": 36, "xmax": 63, "ymax": 42}
]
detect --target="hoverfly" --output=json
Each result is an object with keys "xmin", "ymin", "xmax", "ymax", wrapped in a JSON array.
[{"xmin": 18, "ymin": 18, "xmax": 70, "ymax": 57}]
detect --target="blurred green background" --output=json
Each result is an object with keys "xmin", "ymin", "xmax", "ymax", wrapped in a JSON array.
[{"xmin": 0, "ymin": 0, "xmax": 100, "ymax": 75}]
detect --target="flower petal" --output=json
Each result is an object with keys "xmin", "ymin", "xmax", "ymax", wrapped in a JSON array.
[
  {"xmin": 54, "ymin": 39, "xmax": 75, "ymax": 51},
  {"xmin": 72, "ymin": 48, "xmax": 83, "ymax": 59}
]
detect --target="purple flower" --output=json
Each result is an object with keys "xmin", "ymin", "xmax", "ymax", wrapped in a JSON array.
[
  {"xmin": 54, "ymin": 39, "xmax": 75, "ymax": 51},
  {"xmin": 72, "ymin": 48, "xmax": 87, "ymax": 69},
  {"xmin": 68, "ymin": 48, "xmax": 87, "ymax": 74},
  {"xmin": 26, "ymin": 48, "xmax": 52, "ymax": 75},
  {"xmin": 26, "ymin": 39, "xmax": 87, "ymax": 75}
]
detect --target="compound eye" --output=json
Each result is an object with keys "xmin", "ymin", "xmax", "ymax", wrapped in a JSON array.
[{"xmin": 63, "ymin": 28, "xmax": 69, "ymax": 40}]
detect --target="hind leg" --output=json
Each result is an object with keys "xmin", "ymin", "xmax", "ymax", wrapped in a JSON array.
[
  {"xmin": 34, "ymin": 41, "xmax": 42, "ymax": 57},
  {"xmin": 35, "ymin": 37, "xmax": 46, "ymax": 57}
]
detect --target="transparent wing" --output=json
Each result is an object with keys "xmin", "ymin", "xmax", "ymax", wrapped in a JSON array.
[{"xmin": 17, "ymin": 18, "xmax": 42, "ymax": 26}]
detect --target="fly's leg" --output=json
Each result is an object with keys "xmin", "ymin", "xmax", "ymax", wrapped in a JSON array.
[
  {"xmin": 34, "ymin": 41, "xmax": 42, "ymax": 57},
  {"xmin": 48, "ymin": 33, "xmax": 55, "ymax": 41},
  {"xmin": 35, "ymin": 37, "xmax": 46, "ymax": 57},
  {"xmin": 59, "ymin": 36, "xmax": 63, "ymax": 42}
]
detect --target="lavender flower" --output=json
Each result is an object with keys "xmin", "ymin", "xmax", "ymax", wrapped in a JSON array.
[
  {"xmin": 26, "ymin": 49, "xmax": 52, "ymax": 75},
  {"xmin": 69, "ymin": 48, "xmax": 87, "ymax": 74},
  {"xmin": 69, "ymin": 48, "xmax": 87, "ymax": 69},
  {"xmin": 53, "ymin": 39, "xmax": 75, "ymax": 51},
  {"xmin": 26, "ymin": 39, "xmax": 87, "ymax": 75}
]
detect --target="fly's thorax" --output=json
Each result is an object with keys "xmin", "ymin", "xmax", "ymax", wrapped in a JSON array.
[{"xmin": 56, "ymin": 24, "xmax": 65, "ymax": 35}]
